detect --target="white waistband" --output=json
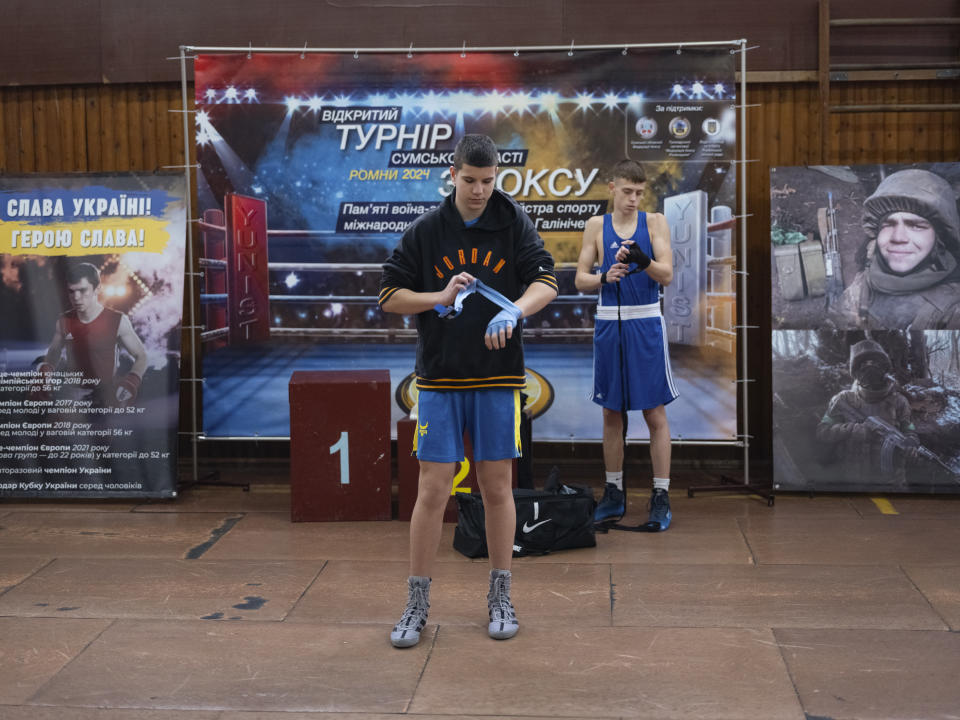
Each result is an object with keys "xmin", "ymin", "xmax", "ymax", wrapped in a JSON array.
[{"xmin": 595, "ymin": 301, "xmax": 662, "ymax": 321}]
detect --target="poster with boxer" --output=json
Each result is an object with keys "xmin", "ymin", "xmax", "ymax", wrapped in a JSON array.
[
  {"xmin": 195, "ymin": 49, "xmax": 738, "ymax": 442},
  {"xmin": 0, "ymin": 173, "xmax": 187, "ymax": 498},
  {"xmin": 770, "ymin": 163, "xmax": 960, "ymax": 492}
]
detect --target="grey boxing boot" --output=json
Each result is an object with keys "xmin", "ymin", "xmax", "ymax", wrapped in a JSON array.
[
  {"xmin": 487, "ymin": 568, "xmax": 519, "ymax": 640},
  {"xmin": 390, "ymin": 575, "xmax": 431, "ymax": 648}
]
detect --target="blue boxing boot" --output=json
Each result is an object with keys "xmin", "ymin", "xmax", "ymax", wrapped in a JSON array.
[
  {"xmin": 645, "ymin": 488, "xmax": 672, "ymax": 531},
  {"xmin": 594, "ymin": 482, "xmax": 626, "ymax": 524}
]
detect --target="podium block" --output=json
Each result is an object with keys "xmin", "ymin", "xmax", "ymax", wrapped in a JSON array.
[
  {"xmin": 289, "ymin": 370, "xmax": 391, "ymax": 522},
  {"xmin": 397, "ymin": 417, "xmax": 516, "ymax": 523}
]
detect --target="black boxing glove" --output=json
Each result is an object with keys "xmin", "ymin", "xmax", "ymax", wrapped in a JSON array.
[{"xmin": 623, "ymin": 243, "xmax": 652, "ymax": 271}]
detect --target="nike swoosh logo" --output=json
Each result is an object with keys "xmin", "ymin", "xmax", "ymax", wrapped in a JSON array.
[{"xmin": 522, "ymin": 519, "xmax": 552, "ymax": 533}]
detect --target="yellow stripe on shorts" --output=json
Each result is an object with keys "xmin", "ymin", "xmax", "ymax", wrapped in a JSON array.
[{"xmin": 513, "ymin": 389, "xmax": 522, "ymax": 455}]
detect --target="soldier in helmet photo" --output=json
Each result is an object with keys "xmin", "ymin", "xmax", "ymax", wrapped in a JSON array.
[
  {"xmin": 830, "ymin": 169, "xmax": 960, "ymax": 329},
  {"xmin": 815, "ymin": 339, "xmax": 920, "ymax": 489}
]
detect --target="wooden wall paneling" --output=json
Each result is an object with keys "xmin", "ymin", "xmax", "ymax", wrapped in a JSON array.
[
  {"xmin": 826, "ymin": 83, "xmax": 840, "ymax": 164},
  {"xmin": 777, "ymin": 83, "xmax": 794, "ymax": 167},
  {"xmin": 944, "ymin": 83, "xmax": 959, "ymax": 162},
  {"xmin": 792, "ymin": 84, "xmax": 809, "ymax": 166},
  {"xmin": 914, "ymin": 83, "xmax": 929, "ymax": 161},
  {"xmin": 30, "ymin": 89, "xmax": 45, "ymax": 171},
  {"xmin": 922, "ymin": 81, "xmax": 938, "ymax": 163},
  {"xmin": 126, "ymin": 86, "xmax": 144, "ymax": 171},
  {"xmin": 841, "ymin": 85, "xmax": 858, "ymax": 164},
  {"xmin": 808, "ymin": 83, "xmax": 822, "ymax": 167},
  {"xmin": 57, "ymin": 87, "xmax": 76, "ymax": 172},
  {"xmin": 778, "ymin": 85, "xmax": 791, "ymax": 165},
  {"xmin": 84, "ymin": 86, "xmax": 103, "ymax": 171},
  {"xmin": 49, "ymin": 87, "xmax": 67, "ymax": 171},
  {"xmin": 849, "ymin": 86, "xmax": 866, "ymax": 164},
  {"xmin": 155, "ymin": 85, "xmax": 172, "ymax": 167},
  {"xmin": 36, "ymin": 87, "xmax": 53, "ymax": 171},
  {"xmin": 111, "ymin": 85, "xmax": 128, "ymax": 170},
  {"xmin": 69, "ymin": 87, "xmax": 87, "ymax": 172},
  {"xmin": 169, "ymin": 85, "xmax": 186, "ymax": 169},
  {"xmin": 98, "ymin": 85, "xmax": 116, "ymax": 171},
  {"xmin": 1, "ymin": 90, "xmax": 14, "ymax": 172},
  {"xmin": 0, "ymin": 90, "xmax": 7, "ymax": 173},
  {"xmin": 18, "ymin": 89, "xmax": 36, "ymax": 173},
  {"xmin": 790, "ymin": 84, "xmax": 803, "ymax": 166},
  {"xmin": 792, "ymin": 83, "xmax": 809, "ymax": 166},
  {"xmin": 854, "ymin": 84, "xmax": 872, "ymax": 165},
  {"xmin": 864, "ymin": 84, "xmax": 877, "ymax": 162},
  {"xmin": 913, "ymin": 83, "xmax": 929, "ymax": 161},
  {"xmin": 844, "ymin": 85, "xmax": 860, "ymax": 164},
  {"xmin": 767, "ymin": 84, "xmax": 782, "ymax": 167},
  {"xmin": 927, "ymin": 82, "xmax": 941, "ymax": 162},
  {"xmin": 114, "ymin": 86, "xmax": 131, "ymax": 171},
  {"xmin": 171, "ymin": 84, "xmax": 185, "ymax": 166},
  {"xmin": 898, "ymin": 81, "xmax": 916, "ymax": 164},
  {"xmin": 913, "ymin": 83, "xmax": 927, "ymax": 162},
  {"xmin": 141, "ymin": 85, "xmax": 158, "ymax": 172},
  {"xmin": 892, "ymin": 82, "xmax": 906, "ymax": 163},
  {"xmin": 33, "ymin": 88, "xmax": 51, "ymax": 171},
  {"xmin": 882, "ymin": 82, "xmax": 898, "ymax": 164},
  {"xmin": 826, "ymin": 84, "xmax": 839, "ymax": 164},
  {"xmin": 870, "ymin": 83, "xmax": 886, "ymax": 164},
  {"xmin": 916, "ymin": 81, "xmax": 943, "ymax": 162}
]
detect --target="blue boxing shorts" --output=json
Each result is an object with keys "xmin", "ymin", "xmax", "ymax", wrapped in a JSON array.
[
  {"xmin": 413, "ymin": 388, "xmax": 522, "ymax": 463},
  {"xmin": 592, "ymin": 306, "xmax": 679, "ymax": 411}
]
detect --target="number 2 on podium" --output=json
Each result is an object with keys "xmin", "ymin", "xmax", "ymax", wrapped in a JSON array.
[{"xmin": 329, "ymin": 431, "xmax": 349, "ymax": 484}]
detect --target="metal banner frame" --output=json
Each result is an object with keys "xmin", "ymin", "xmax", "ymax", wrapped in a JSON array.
[{"xmin": 176, "ymin": 39, "xmax": 756, "ymax": 495}]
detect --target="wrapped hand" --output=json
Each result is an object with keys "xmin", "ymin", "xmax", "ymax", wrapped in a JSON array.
[
  {"xmin": 616, "ymin": 241, "xmax": 652, "ymax": 270},
  {"xmin": 116, "ymin": 373, "xmax": 141, "ymax": 404},
  {"xmin": 485, "ymin": 305, "xmax": 523, "ymax": 350}
]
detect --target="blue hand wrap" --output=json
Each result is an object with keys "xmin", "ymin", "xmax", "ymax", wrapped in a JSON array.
[
  {"xmin": 434, "ymin": 280, "xmax": 477, "ymax": 318},
  {"xmin": 434, "ymin": 279, "xmax": 520, "ymax": 322},
  {"xmin": 485, "ymin": 305, "xmax": 523, "ymax": 337}
]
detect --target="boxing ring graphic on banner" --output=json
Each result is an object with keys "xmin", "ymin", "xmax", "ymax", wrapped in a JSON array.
[
  {"xmin": 193, "ymin": 191, "xmax": 738, "ymax": 440},
  {"xmin": 177, "ymin": 40, "xmax": 756, "ymax": 490}
]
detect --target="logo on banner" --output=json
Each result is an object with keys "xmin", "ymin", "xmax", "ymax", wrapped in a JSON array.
[
  {"xmin": 635, "ymin": 117, "xmax": 658, "ymax": 139},
  {"xmin": 396, "ymin": 368, "xmax": 555, "ymax": 419},
  {"xmin": 702, "ymin": 117, "xmax": 721, "ymax": 137},
  {"xmin": 669, "ymin": 117, "xmax": 691, "ymax": 139}
]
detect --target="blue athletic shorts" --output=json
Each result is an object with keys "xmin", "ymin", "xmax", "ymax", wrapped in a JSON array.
[
  {"xmin": 413, "ymin": 389, "xmax": 522, "ymax": 463},
  {"xmin": 593, "ymin": 315, "xmax": 679, "ymax": 411}
]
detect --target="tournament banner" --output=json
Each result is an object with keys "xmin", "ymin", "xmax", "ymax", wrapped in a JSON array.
[
  {"xmin": 770, "ymin": 163, "xmax": 960, "ymax": 492},
  {"xmin": 195, "ymin": 49, "xmax": 738, "ymax": 441},
  {"xmin": 0, "ymin": 173, "xmax": 187, "ymax": 498}
]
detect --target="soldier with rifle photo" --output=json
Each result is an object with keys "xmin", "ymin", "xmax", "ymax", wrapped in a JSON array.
[{"xmin": 815, "ymin": 339, "xmax": 955, "ymax": 490}]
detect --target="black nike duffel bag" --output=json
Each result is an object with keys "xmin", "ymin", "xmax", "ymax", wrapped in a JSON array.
[{"xmin": 453, "ymin": 479, "xmax": 597, "ymax": 558}]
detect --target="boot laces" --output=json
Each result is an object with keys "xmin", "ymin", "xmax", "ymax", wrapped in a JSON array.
[
  {"xmin": 397, "ymin": 583, "xmax": 429, "ymax": 629},
  {"xmin": 488, "ymin": 575, "xmax": 516, "ymax": 622}
]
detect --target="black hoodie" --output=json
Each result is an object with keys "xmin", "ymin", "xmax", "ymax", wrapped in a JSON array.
[{"xmin": 379, "ymin": 189, "xmax": 557, "ymax": 390}]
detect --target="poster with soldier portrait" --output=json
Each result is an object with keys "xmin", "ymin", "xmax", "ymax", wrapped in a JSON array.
[{"xmin": 770, "ymin": 163, "xmax": 960, "ymax": 493}]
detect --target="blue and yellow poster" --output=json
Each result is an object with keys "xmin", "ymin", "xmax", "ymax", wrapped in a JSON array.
[{"xmin": 0, "ymin": 173, "xmax": 187, "ymax": 498}]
